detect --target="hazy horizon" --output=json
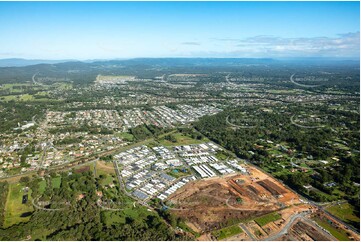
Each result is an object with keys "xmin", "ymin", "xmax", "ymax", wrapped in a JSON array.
[{"xmin": 0, "ymin": 56, "xmax": 360, "ymax": 61}]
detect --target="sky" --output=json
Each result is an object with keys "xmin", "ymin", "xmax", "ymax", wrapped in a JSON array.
[{"xmin": 0, "ymin": 1, "xmax": 359, "ymax": 60}]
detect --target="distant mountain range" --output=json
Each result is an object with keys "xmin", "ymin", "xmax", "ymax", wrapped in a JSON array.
[
  {"xmin": 0, "ymin": 58, "xmax": 77, "ymax": 67},
  {"xmin": 0, "ymin": 57, "xmax": 358, "ymax": 67}
]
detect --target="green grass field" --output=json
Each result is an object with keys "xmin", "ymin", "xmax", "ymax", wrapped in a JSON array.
[
  {"xmin": 102, "ymin": 205, "xmax": 155, "ymax": 227},
  {"xmin": 96, "ymin": 161, "xmax": 116, "ymax": 177},
  {"xmin": 159, "ymin": 132, "xmax": 208, "ymax": 146},
  {"xmin": 326, "ymin": 203, "xmax": 360, "ymax": 225},
  {"xmin": 51, "ymin": 177, "xmax": 62, "ymax": 189},
  {"xmin": 53, "ymin": 82, "xmax": 73, "ymax": 90},
  {"xmin": 167, "ymin": 168, "xmax": 192, "ymax": 179},
  {"xmin": 267, "ymin": 149, "xmax": 283, "ymax": 156},
  {"xmin": 100, "ymin": 174, "xmax": 115, "ymax": 186},
  {"xmin": 177, "ymin": 221, "xmax": 200, "ymax": 237},
  {"xmin": 309, "ymin": 188, "xmax": 337, "ymax": 201},
  {"xmin": 123, "ymin": 208, "xmax": 140, "ymax": 218},
  {"xmin": 254, "ymin": 212, "xmax": 282, "ymax": 227},
  {"xmin": 3, "ymin": 183, "xmax": 34, "ymax": 228},
  {"xmin": 34, "ymin": 91, "xmax": 49, "ymax": 96},
  {"xmin": 1, "ymin": 94, "xmax": 35, "ymax": 101},
  {"xmin": 313, "ymin": 217, "xmax": 350, "ymax": 241},
  {"xmin": 0, "ymin": 83, "xmax": 32, "ymax": 93},
  {"xmin": 116, "ymin": 132, "xmax": 135, "ymax": 142},
  {"xmin": 102, "ymin": 211, "xmax": 126, "ymax": 225},
  {"xmin": 38, "ymin": 180, "xmax": 46, "ymax": 194},
  {"xmin": 29, "ymin": 227, "xmax": 57, "ymax": 241},
  {"xmin": 211, "ymin": 225, "xmax": 243, "ymax": 240},
  {"xmin": 214, "ymin": 150, "xmax": 230, "ymax": 160},
  {"xmin": 266, "ymin": 89, "xmax": 300, "ymax": 94},
  {"xmin": 0, "ymin": 83, "xmax": 55, "ymax": 103}
]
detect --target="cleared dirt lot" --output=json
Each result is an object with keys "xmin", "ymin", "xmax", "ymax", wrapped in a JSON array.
[
  {"xmin": 167, "ymin": 165, "xmax": 359, "ymax": 241},
  {"xmin": 278, "ymin": 218, "xmax": 337, "ymax": 241},
  {"xmin": 168, "ymin": 165, "xmax": 301, "ymax": 232}
]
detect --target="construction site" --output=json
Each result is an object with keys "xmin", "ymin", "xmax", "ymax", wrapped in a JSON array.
[
  {"xmin": 167, "ymin": 166, "xmax": 302, "ymax": 231},
  {"xmin": 167, "ymin": 165, "xmax": 360, "ymax": 241}
]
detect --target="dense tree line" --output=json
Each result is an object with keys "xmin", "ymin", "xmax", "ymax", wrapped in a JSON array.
[
  {"xmin": 194, "ymin": 104, "xmax": 360, "ymax": 206},
  {"xmin": 0, "ymin": 171, "xmax": 187, "ymax": 240},
  {"xmin": 0, "ymin": 101, "xmax": 45, "ymax": 133},
  {"xmin": 0, "ymin": 182, "xmax": 9, "ymax": 227},
  {"xmin": 130, "ymin": 124, "xmax": 171, "ymax": 141},
  {"xmin": 164, "ymin": 134, "xmax": 177, "ymax": 143},
  {"xmin": 177, "ymin": 127, "xmax": 204, "ymax": 140}
]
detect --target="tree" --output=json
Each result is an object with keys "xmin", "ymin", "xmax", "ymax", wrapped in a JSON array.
[{"xmin": 19, "ymin": 176, "xmax": 30, "ymax": 184}]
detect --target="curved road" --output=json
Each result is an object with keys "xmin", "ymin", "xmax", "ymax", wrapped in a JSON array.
[
  {"xmin": 32, "ymin": 197, "xmax": 68, "ymax": 211},
  {"xmin": 290, "ymin": 73, "xmax": 320, "ymax": 88},
  {"xmin": 226, "ymin": 115, "xmax": 257, "ymax": 129},
  {"xmin": 290, "ymin": 114, "xmax": 325, "ymax": 129},
  {"xmin": 225, "ymin": 74, "xmax": 238, "ymax": 87},
  {"xmin": 32, "ymin": 72, "xmax": 40, "ymax": 85},
  {"xmin": 96, "ymin": 199, "xmax": 127, "ymax": 211},
  {"xmin": 265, "ymin": 211, "xmax": 309, "ymax": 241}
]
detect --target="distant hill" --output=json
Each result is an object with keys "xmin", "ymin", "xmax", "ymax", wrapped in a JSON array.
[
  {"xmin": 0, "ymin": 57, "xmax": 358, "ymax": 85},
  {"xmin": 0, "ymin": 58, "xmax": 76, "ymax": 67},
  {"xmin": 92, "ymin": 57, "xmax": 278, "ymax": 66},
  {"xmin": 0, "ymin": 57, "xmax": 358, "ymax": 68},
  {"xmin": 0, "ymin": 57, "xmax": 279, "ymax": 67}
]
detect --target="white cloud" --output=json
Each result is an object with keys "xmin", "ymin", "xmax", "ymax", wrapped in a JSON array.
[
  {"xmin": 212, "ymin": 32, "xmax": 360, "ymax": 58},
  {"xmin": 181, "ymin": 42, "xmax": 201, "ymax": 46}
]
